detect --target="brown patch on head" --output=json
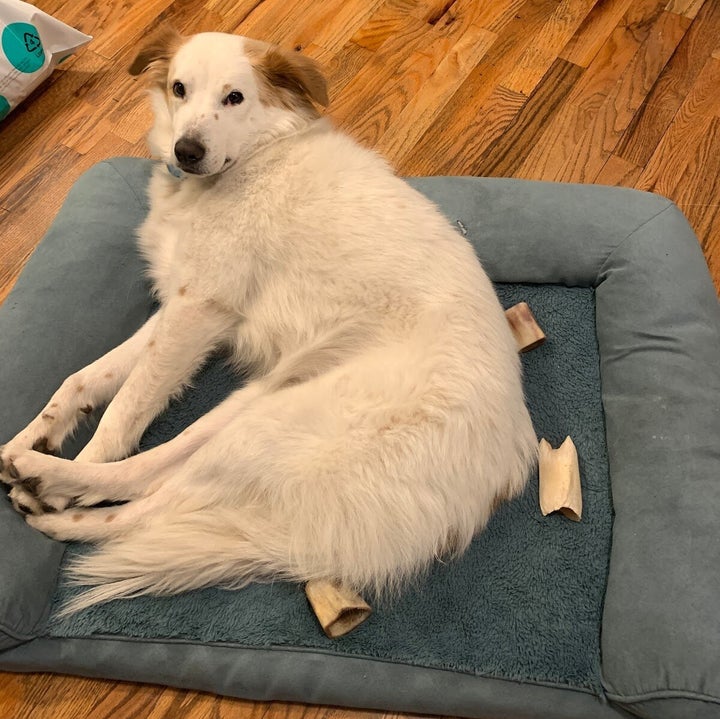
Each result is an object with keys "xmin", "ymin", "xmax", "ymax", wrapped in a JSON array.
[
  {"xmin": 245, "ymin": 40, "xmax": 329, "ymax": 117},
  {"xmin": 104, "ymin": 372, "xmax": 114, "ymax": 379},
  {"xmin": 214, "ymin": 112, "xmax": 219, "ymax": 120},
  {"xmin": 178, "ymin": 285, "xmax": 188, "ymax": 296},
  {"xmin": 128, "ymin": 25, "xmax": 184, "ymax": 89},
  {"xmin": 148, "ymin": 340, "xmax": 156, "ymax": 348},
  {"xmin": 41, "ymin": 413, "xmax": 55, "ymax": 421},
  {"xmin": 76, "ymin": 384, "xmax": 84, "ymax": 393},
  {"xmin": 105, "ymin": 513, "xmax": 117, "ymax": 523},
  {"xmin": 72, "ymin": 513, "xmax": 84, "ymax": 523}
]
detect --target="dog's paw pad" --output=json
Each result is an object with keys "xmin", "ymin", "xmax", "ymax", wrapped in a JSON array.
[
  {"xmin": 18, "ymin": 475, "xmax": 42, "ymax": 496},
  {"xmin": 9, "ymin": 486, "xmax": 42, "ymax": 516}
]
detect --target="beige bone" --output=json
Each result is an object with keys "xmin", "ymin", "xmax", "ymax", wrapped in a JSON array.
[
  {"xmin": 505, "ymin": 302, "xmax": 546, "ymax": 352},
  {"xmin": 538, "ymin": 437, "xmax": 582, "ymax": 522},
  {"xmin": 305, "ymin": 580, "xmax": 372, "ymax": 638}
]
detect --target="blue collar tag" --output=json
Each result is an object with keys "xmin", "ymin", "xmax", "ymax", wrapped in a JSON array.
[{"xmin": 166, "ymin": 163, "xmax": 184, "ymax": 179}]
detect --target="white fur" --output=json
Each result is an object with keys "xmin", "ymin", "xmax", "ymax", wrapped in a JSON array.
[{"xmin": 1, "ymin": 32, "xmax": 537, "ymax": 614}]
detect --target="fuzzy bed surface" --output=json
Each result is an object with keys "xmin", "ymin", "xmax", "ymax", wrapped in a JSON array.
[{"xmin": 46, "ymin": 283, "xmax": 612, "ymax": 694}]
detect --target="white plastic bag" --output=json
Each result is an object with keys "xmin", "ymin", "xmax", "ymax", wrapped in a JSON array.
[{"xmin": 0, "ymin": 0, "xmax": 91, "ymax": 122}]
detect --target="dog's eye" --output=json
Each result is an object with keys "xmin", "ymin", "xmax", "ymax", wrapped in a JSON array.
[
  {"xmin": 172, "ymin": 81, "xmax": 186, "ymax": 99},
  {"xmin": 224, "ymin": 90, "xmax": 244, "ymax": 106}
]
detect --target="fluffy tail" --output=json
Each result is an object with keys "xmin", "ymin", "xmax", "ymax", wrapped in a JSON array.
[{"xmin": 60, "ymin": 508, "xmax": 312, "ymax": 616}]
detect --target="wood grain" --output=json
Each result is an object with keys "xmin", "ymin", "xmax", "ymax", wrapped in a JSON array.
[
  {"xmin": 560, "ymin": 0, "xmax": 635, "ymax": 67},
  {"xmin": 397, "ymin": 0, "xmax": 564, "ymax": 175},
  {"xmin": 616, "ymin": 0, "xmax": 720, "ymax": 166},
  {"xmin": 473, "ymin": 57, "xmax": 584, "ymax": 177},
  {"xmin": 545, "ymin": 9, "xmax": 690, "ymax": 184},
  {"xmin": 635, "ymin": 55, "xmax": 720, "ymax": 195},
  {"xmin": 0, "ymin": 0, "xmax": 719, "ymax": 718},
  {"xmin": 665, "ymin": 0, "xmax": 706, "ymax": 18},
  {"xmin": 516, "ymin": 0, "xmax": 662, "ymax": 180},
  {"xmin": 502, "ymin": 0, "xmax": 597, "ymax": 93}
]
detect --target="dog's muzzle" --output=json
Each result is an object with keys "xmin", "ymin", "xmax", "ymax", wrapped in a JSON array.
[{"xmin": 174, "ymin": 137, "xmax": 206, "ymax": 173}]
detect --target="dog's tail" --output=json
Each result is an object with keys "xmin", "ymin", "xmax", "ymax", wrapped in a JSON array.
[{"xmin": 59, "ymin": 507, "xmax": 317, "ymax": 616}]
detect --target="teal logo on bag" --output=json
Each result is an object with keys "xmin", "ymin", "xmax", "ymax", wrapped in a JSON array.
[
  {"xmin": 2, "ymin": 22, "xmax": 45, "ymax": 74},
  {"xmin": 0, "ymin": 95, "xmax": 10, "ymax": 121}
]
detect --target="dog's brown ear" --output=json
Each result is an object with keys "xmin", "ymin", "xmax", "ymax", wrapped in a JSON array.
[
  {"xmin": 129, "ymin": 25, "xmax": 183, "ymax": 85},
  {"xmin": 256, "ymin": 47, "xmax": 329, "ymax": 108}
]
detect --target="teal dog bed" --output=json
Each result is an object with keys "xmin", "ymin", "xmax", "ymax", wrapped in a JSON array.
[{"xmin": 1, "ymin": 159, "xmax": 718, "ymax": 719}]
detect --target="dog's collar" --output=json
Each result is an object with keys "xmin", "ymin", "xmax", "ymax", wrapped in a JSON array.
[{"xmin": 166, "ymin": 163, "xmax": 185, "ymax": 179}]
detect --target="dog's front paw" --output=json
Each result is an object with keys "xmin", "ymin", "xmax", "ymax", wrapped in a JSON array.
[
  {"xmin": 1, "ymin": 434, "xmax": 59, "ymax": 484},
  {"xmin": 8, "ymin": 484, "xmax": 68, "ymax": 516},
  {"xmin": 4, "ymin": 450, "xmax": 74, "ymax": 514}
]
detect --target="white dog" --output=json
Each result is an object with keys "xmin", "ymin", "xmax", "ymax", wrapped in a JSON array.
[{"xmin": 0, "ymin": 28, "xmax": 537, "ymax": 613}]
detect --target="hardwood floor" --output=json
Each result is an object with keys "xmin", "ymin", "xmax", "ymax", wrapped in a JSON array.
[{"xmin": 0, "ymin": 0, "xmax": 718, "ymax": 717}]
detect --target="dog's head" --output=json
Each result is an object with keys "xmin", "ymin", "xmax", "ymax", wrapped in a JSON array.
[{"xmin": 129, "ymin": 28, "xmax": 329, "ymax": 176}]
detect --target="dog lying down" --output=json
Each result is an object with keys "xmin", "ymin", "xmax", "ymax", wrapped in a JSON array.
[{"xmin": 0, "ymin": 28, "xmax": 537, "ymax": 614}]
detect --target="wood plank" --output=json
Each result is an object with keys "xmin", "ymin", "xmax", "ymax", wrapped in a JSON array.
[
  {"xmin": 635, "ymin": 56, "xmax": 720, "ymax": 195},
  {"xmin": 235, "ymin": 0, "xmax": 332, "ymax": 43},
  {"xmin": 516, "ymin": 0, "xmax": 662, "ymax": 179},
  {"xmin": 502, "ymin": 0, "xmax": 597, "ymax": 93},
  {"xmin": 321, "ymin": 42, "xmax": 375, "ymax": 101},
  {"xmin": 50, "ymin": 0, "xmax": 129, "ymax": 40},
  {"xmin": 485, "ymin": 0, "xmax": 536, "ymax": 33},
  {"xmin": 375, "ymin": 25, "xmax": 497, "ymax": 161},
  {"xmin": 395, "ymin": 0, "xmax": 564, "ymax": 174},
  {"xmin": 412, "ymin": 0, "xmax": 522, "ymax": 37},
  {"xmin": 671, "ymin": 116, "xmax": 720, "ymax": 285},
  {"xmin": 665, "ymin": 0, "xmax": 706, "ymax": 18},
  {"xmin": 91, "ymin": 0, "xmax": 175, "ymax": 59},
  {"xmin": 340, "ymin": 32, "xmax": 460, "ymax": 148},
  {"xmin": 395, "ymin": 76, "xmax": 526, "ymax": 176},
  {"xmin": 350, "ymin": 0, "xmax": 420, "ymax": 51},
  {"xmin": 284, "ymin": 0, "xmax": 386, "ymax": 54},
  {"xmin": 328, "ymin": 15, "xmax": 434, "ymax": 131},
  {"xmin": 472, "ymin": 57, "xmax": 584, "ymax": 177},
  {"xmin": 595, "ymin": 153, "xmax": 643, "ymax": 186},
  {"xmin": 616, "ymin": 0, "xmax": 720, "ymax": 165},
  {"xmin": 549, "ymin": 9, "xmax": 690, "ymax": 183},
  {"xmin": 560, "ymin": 0, "xmax": 635, "ymax": 67}
]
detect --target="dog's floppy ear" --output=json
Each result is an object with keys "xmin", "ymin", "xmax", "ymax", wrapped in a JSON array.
[
  {"xmin": 129, "ymin": 25, "xmax": 183, "ymax": 85},
  {"xmin": 255, "ymin": 47, "xmax": 329, "ymax": 108}
]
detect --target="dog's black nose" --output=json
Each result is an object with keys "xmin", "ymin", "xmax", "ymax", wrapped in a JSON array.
[{"xmin": 174, "ymin": 137, "xmax": 206, "ymax": 169}]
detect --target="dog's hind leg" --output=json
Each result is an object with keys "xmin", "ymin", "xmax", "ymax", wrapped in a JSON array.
[
  {"xmin": 8, "ymin": 381, "xmax": 267, "ymax": 512},
  {"xmin": 25, "ymin": 490, "xmax": 177, "ymax": 543}
]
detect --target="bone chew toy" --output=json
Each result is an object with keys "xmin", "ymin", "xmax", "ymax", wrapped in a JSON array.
[
  {"xmin": 538, "ymin": 437, "xmax": 582, "ymax": 522},
  {"xmin": 505, "ymin": 302, "xmax": 546, "ymax": 352},
  {"xmin": 305, "ymin": 580, "xmax": 372, "ymax": 638}
]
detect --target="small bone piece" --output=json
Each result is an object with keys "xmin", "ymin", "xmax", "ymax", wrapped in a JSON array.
[
  {"xmin": 505, "ymin": 302, "xmax": 546, "ymax": 352},
  {"xmin": 305, "ymin": 580, "xmax": 372, "ymax": 638},
  {"xmin": 539, "ymin": 437, "xmax": 582, "ymax": 522}
]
